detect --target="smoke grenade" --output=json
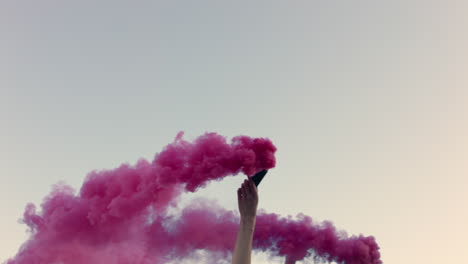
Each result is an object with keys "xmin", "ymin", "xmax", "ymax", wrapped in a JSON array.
[{"xmin": 251, "ymin": 169, "xmax": 267, "ymax": 186}]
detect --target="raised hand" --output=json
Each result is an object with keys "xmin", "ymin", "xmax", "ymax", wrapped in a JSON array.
[
  {"xmin": 237, "ymin": 178, "xmax": 259, "ymax": 222},
  {"xmin": 232, "ymin": 178, "xmax": 259, "ymax": 264}
]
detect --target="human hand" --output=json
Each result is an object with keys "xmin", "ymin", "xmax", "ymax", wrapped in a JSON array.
[{"xmin": 237, "ymin": 178, "xmax": 258, "ymax": 222}]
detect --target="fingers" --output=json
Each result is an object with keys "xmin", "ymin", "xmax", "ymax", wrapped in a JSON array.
[
  {"xmin": 241, "ymin": 179, "xmax": 248, "ymax": 198},
  {"xmin": 239, "ymin": 179, "xmax": 257, "ymax": 199},
  {"xmin": 238, "ymin": 177, "xmax": 259, "ymax": 202},
  {"xmin": 247, "ymin": 178, "xmax": 257, "ymax": 196},
  {"xmin": 238, "ymin": 180, "xmax": 248, "ymax": 199}
]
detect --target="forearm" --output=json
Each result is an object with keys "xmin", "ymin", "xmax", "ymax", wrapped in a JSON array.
[{"xmin": 232, "ymin": 217, "xmax": 256, "ymax": 264}]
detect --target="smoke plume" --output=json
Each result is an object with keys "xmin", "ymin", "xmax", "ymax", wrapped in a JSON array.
[{"xmin": 5, "ymin": 132, "xmax": 381, "ymax": 264}]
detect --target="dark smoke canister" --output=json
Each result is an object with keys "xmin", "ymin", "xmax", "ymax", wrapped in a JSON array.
[{"xmin": 251, "ymin": 170, "xmax": 267, "ymax": 187}]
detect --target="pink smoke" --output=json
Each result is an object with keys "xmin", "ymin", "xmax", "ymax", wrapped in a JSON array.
[{"xmin": 5, "ymin": 132, "xmax": 381, "ymax": 264}]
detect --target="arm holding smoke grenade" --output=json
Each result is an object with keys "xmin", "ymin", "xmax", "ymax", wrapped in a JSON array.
[{"xmin": 232, "ymin": 179, "xmax": 258, "ymax": 264}]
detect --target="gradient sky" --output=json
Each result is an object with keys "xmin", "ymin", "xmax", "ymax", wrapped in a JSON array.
[{"xmin": 1, "ymin": 1, "xmax": 467, "ymax": 263}]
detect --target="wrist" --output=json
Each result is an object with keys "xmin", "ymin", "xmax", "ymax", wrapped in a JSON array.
[{"xmin": 240, "ymin": 216, "xmax": 256, "ymax": 226}]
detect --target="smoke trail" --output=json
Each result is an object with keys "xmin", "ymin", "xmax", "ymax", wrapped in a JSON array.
[
  {"xmin": 148, "ymin": 200, "xmax": 381, "ymax": 264},
  {"xmin": 5, "ymin": 132, "xmax": 381, "ymax": 264}
]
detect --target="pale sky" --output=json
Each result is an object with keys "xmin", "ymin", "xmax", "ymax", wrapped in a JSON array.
[{"xmin": 1, "ymin": 1, "xmax": 467, "ymax": 263}]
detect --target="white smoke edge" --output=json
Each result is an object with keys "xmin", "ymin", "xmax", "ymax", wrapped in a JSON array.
[{"xmin": 163, "ymin": 250, "xmax": 339, "ymax": 264}]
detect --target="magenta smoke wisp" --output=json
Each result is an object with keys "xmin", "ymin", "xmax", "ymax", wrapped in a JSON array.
[{"xmin": 6, "ymin": 132, "xmax": 381, "ymax": 264}]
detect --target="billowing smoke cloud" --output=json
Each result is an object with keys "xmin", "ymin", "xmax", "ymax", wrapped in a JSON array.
[{"xmin": 5, "ymin": 132, "xmax": 381, "ymax": 264}]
